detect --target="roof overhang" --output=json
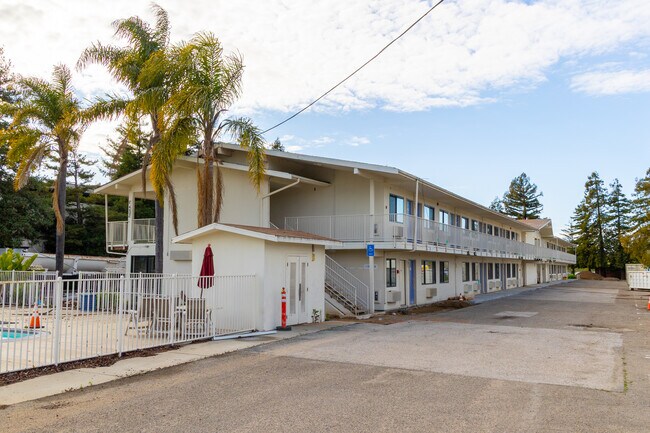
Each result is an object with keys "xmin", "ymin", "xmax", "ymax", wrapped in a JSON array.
[
  {"xmin": 173, "ymin": 223, "xmax": 341, "ymax": 247},
  {"xmin": 94, "ymin": 157, "xmax": 330, "ymax": 198}
]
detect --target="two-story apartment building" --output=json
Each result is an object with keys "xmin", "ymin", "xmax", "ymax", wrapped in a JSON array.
[{"xmin": 97, "ymin": 143, "xmax": 576, "ymax": 318}]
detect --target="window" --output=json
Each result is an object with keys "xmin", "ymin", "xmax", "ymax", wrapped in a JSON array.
[
  {"xmin": 471, "ymin": 263, "xmax": 478, "ymax": 281},
  {"xmin": 487, "ymin": 224, "xmax": 493, "ymax": 235},
  {"xmin": 512, "ymin": 264, "xmax": 518, "ymax": 278},
  {"xmin": 423, "ymin": 205, "xmax": 435, "ymax": 221},
  {"xmin": 494, "ymin": 227, "xmax": 500, "ymax": 237},
  {"xmin": 389, "ymin": 194, "xmax": 404, "ymax": 223},
  {"xmin": 505, "ymin": 230, "xmax": 510, "ymax": 239},
  {"xmin": 421, "ymin": 260, "xmax": 435, "ymax": 284},
  {"xmin": 462, "ymin": 217, "xmax": 470, "ymax": 230},
  {"xmin": 507, "ymin": 263, "xmax": 512, "ymax": 278},
  {"xmin": 512, "ymin": 232, "xmax": 518, "ymax": 241},
  {"xmin": 495, "ymin": 263, "xmax": 500, "ymax": 279},
  {"xmin": 488, "ymin": 263, "xmax": 494, "ymax": 279},
  {"xmin": 472, "ymin": 220, "xmax": 479, "ymax": 231},
  {"xmin": 386, "ymin": 258, "xmax": 397, "ymax": 287},
  {"xmin": 439, "ymin": 261, "xmax": 450, "ymax": 283},
  {"xmin": 439, "ymin": 210, "xmax": 450, "ymax": 225},
  {"xmin": 462, "ymin": 262, "xmax": 470, "ymax": 282}
]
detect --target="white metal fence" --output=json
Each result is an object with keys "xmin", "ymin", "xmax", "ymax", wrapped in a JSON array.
[
  {"xmin": 0, "ymin": 274, "xmax": 257, "ymax": 374},
  {"xmin": 628, "ymin": 271, "xmax": 650, "ymax": 290},
  {"xmin": 285, "ymin": 213, "xmax": 577, "ymax": 264}
]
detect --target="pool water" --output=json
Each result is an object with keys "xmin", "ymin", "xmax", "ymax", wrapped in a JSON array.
[{"xmin": 1, "ymin": 330, "xmax": 35, "ymax": 339}]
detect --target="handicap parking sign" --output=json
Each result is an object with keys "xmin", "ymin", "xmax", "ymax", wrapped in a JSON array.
[{"xmin": 366, "ymin": 244, "xmax": 375, "ymax": 257}]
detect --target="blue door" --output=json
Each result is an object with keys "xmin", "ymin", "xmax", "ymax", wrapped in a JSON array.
[{"xmin": 409, "ymin": 260, "xmax": 416, "ymax": 304}]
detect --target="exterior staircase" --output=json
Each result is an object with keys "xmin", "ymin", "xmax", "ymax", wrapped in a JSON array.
[{"xmin": 325, "ymin": 255, "xmax": 370, "ymax": 316}]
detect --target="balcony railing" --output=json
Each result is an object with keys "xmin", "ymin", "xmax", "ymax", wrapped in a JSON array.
[
  {"xmin": 285, "ymin": 213, "xmax": 576, "ymax": 264},
  {"xmin": 107, "ymin": 218, "xmax": 156, "ymax": 250}
]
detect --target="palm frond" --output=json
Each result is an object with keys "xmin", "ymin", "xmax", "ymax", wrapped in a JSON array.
[
  {"xmin": 222, "ymin": 117, "xmax": 266, "ymax": 192},
  {"xmin": 13, "ymin": 142, "xmax": 47, "ymax": 190},
  {"xmin": 151, "ymin": 3, "xmax": 170, "ymax": 47}
]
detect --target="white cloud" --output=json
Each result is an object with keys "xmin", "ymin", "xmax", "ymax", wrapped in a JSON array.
[
  {"xmin": 571, "ymin": 69, "xmax": 650, "ymax": 95},
  {"xmin": 346, "ymin": 136, "xmax": 370, "ymax": 146},
  {"xmin": 1, "ymin": 0, "xmax": 650, "ymax": 151}
]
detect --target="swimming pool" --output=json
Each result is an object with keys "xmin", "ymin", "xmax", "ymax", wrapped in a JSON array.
[{"xmin": 1, "ymin": 329, "xmax": 39, "ymax": 340}]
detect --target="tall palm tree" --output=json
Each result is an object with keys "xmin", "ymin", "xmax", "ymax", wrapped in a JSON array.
[
  {"xmin": 78, "ymin": 4, "xmax": 193, "ymax": 272},
  {"xmin": 166, "ymin": 32, "xmax": 266, "ymax": 227},
  {"xmin": 0, "ymin": 65, "xmax": 86, "ymax": 274}
]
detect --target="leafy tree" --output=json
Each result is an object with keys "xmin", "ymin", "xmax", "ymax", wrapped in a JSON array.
[
  {"xmin": 501, "ymin": 173, "xmax": 543, "ymax": 219},
  {"xmin": 570, "ymin": 172, "xmax": 611, "ymax": 274},
  {"xmin": 0, "ymin": 64, "xmax": 88, "ymax": 274},
  {"xmin": 78, "ymin": 4, "xmax": 194, "ymax": 272},
  {"xmin": 489, "ymin": 196, "xmax": 504, "ymax": 213},
  {"xmin": 270, "ymin": 137, "xmax": 284, "ymax": 151},
  {"xmin": 0, "ymin": 49, "xmax": 54, "ymax": 249},
  {"xmin": 165, "ymin": 32, "xmax": 266, "ymax": 227},
  {"xmin": 622, "ymin": 169, "xmax": 650, "ymax": 266},
  {"xmin": 606, "ymin": 178, "xmax": 632, "ymax": 270}
]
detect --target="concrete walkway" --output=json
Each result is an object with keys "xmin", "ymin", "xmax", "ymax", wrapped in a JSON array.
[
  {"xmin": 0, "ymin": 321, "xmax": 349, "ymax": 406},
  {"xmin": 472, "ymin": 278, "xmax": 575, "ymax": 304}
]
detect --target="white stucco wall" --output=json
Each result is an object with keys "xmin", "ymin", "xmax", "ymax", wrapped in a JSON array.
[{"xmin": 182, "ymin": 230, "xmax": 326, "ymax": 331}]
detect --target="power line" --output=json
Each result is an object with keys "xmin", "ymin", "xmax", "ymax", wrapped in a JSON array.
[{"xmin": 261, "ymin": 0, "xmax": 446, "ymax": 135}]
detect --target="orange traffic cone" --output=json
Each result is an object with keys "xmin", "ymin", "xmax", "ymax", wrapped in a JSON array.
[
  {"xmin": 647, "ymin": 296, "xmax": 650, "ymax": 311},
  {"xmin": 28, "ymin": 304, "xmax": 41, "ymax": 328}
]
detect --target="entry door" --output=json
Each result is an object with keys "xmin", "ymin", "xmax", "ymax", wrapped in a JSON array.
[
  {"xmin": 408, "ymin": 260, "xmax": 416, "ymax": 305},
  {"xmin": 286, "ymin": 256, "xmax": 309, "ymax": 325},
  {"xmin": 479, "ymin": 263, "xmax": 488, "ymax": 294}
]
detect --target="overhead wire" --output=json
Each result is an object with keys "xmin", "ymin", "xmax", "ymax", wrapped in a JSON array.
[{"xmin": 261, "ymin": 0, "xmax": 446, "ymax": 134}]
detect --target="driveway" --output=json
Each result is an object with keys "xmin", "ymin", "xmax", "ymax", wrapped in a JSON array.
[{"xmin": 1, "ymin": 280, "xmax": 649, "ymax": 432}]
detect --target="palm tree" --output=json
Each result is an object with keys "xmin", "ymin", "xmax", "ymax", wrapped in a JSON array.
[
  {"xmin": 77, "ymin": 4, "xmax": 193, "ymax": 272},
  {"xmin": 166, "ymin": 32, "xmax": 266, "ymax": 227},
  {"xmin": 0, "ymin": 65, "xmax": 86, "ymax": 274}
]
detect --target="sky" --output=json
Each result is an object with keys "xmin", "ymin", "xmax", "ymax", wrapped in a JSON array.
[{"xmin": 0, "ymin": 0, "xmax": 649, "ymax": 232}]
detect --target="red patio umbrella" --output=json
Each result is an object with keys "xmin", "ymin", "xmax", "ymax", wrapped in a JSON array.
[{"xmin": 198, "ymin": 244, "xmax": 214, "ymax": 298}]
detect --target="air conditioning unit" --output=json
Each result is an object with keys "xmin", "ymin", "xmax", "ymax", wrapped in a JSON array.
[
  {"xmin": 386, "ymin": 290, "xmax": 401, "ymax": 303},
  {"xmin": 426, "ymin": 287, "xmax": 437, "ymax": 298},
  {"xmin": 393, "ymin": 226, "xmax": 404, "ymax": 238}
]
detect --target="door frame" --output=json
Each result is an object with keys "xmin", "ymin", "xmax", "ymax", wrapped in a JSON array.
[{"xmin": 285, "ymin": 256, "xmax": 309, "ymax": 325}]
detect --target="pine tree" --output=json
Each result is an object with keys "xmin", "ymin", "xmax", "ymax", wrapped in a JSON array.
[
  {"xmin": 68, "ymin": 150, "xmax": 96, "ymax": 225},
  {"xmin": 502, "ymin": 173, "xmax": 543, "ymax": 219},
  {"xmin": 270, "ymin": 137, "xmax": 284, "ymax": 151},
  {"xmin": 606, "ymin": 178, "xmax": 632, "ymax": 271},
  {"xmin": 622, "ymin": 169, "xmax": 650, "ymax": 266},
  {"xmin": 570, "ymin": 172, "xmax": 611, "ymax": 274},
  {"xmin": 489, "ymin": 196, "xmax": 504, "ymax": 213},
  {"xmin": 101, "ymin": 120, "xmax": 149, "ymax": 181}
]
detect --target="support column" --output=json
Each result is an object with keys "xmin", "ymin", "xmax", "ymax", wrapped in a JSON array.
[
  {"xmin": 127, "ymin": 191, "xmax": 135, "ymax": 245},
  {"xmin": 368, "ymin": 178, "xmax": 375, "ymax": 314}
]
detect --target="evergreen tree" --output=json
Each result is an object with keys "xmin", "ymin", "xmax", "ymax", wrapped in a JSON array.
[
  {"xmin": 0, "ymin": 48, "xmax": 54, "ymax": 248},
  {"xmin": 270, "ymin": 137, "xmax": 284, "ymax": 151},
  {"xmin": 489, "ymin": 196, "xmax": 504, "ymax": 213},
  {"xmin": 570, "ymin": 172, "xmax": 611, "ymax": 274},
  {"xmin": 101, "ymin": 119, "xmax": 149, "ymax": 181},
  {"xmin": 606, "ymin": 178, "xmax": 632, "ymax": 270},
  {"xmin": 502, "ymin": 173, "xmax": 543, "ymax": 219},
  {"xmin": 622, "ymin": 169, "xmax": 650, "ymax": 266}
]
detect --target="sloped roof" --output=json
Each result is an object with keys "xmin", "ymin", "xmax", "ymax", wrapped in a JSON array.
[
  {"xmin": 517, "ymin": 218, "xmax": 552, "ymax": 230},
  {"xmin": 172, "ymin": 223, "xmax": 340, "ymax": 246}
]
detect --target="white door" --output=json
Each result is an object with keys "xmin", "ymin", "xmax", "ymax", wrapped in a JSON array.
[{"xmin": 286, "ymin": 256, "xmax": 309, "ymax": 325}]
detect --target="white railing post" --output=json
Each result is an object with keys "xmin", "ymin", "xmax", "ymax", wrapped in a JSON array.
[
  {"xmin": 53, "ymin": 277, "xmax": 63, "ymax": 366},
  {"xmin": 117, "ymin": 276, "xmax": 125, "ymax": 356}
]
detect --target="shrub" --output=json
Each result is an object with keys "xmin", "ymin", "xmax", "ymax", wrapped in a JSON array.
[{"xmin": 567, "ymin": 273, "xmax": 576, "ymax": 279}]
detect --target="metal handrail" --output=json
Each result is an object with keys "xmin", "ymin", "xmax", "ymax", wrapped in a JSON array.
[{"xmin": 285, "ymin": 213, "xmax": 576, "ymax": 264}]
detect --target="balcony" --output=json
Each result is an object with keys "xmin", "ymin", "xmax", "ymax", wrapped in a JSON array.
[
  {"xmin": 107, "ymin": 218, "xmax": 156, "ymax": 251},
  {"xmin": 284, "ymin": 214, "xmax": 576, "ymax": 264}
]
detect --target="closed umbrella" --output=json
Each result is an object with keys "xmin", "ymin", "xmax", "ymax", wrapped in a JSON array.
[{"xmin": 198, "ymin": 244, "xmax": 214, "ymax": 298}]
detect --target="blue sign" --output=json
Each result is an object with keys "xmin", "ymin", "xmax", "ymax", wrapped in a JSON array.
[{"xmin": 366, "ymin": 244, "xmax": 375, "ymax": 257}]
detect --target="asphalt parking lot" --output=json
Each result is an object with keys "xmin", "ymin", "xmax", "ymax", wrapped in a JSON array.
[{"xmin": 2, "ymin": 280, "xmax": 649, "ymax": 433}]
